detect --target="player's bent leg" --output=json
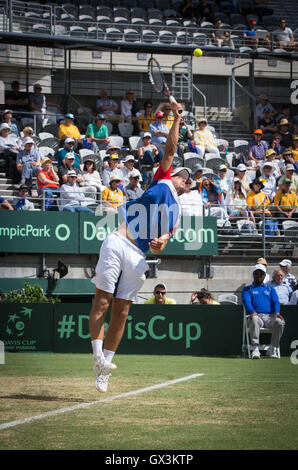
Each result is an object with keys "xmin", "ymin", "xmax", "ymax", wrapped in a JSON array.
[
  {"xmin": 89, "ymin": 288, "xmax": 113, "ymax": 341},
  {"xmin": 104, "ymin": 297, "xmax": 132, "ymax": 353}
]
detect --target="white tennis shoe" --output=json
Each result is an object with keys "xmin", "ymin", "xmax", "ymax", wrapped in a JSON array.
[
  {"xmin": 266, "ymin": 345, "xmax": 279, "ymax": 359},
  {"xmin": 251, "ymin": 346, "xmax": 260, "ymax": 359},
  {"xmin": 93, "ymin": 353, "xmax": 117, "ymax": 393},
  {"xmin": 95, "ymin": 373, "xmax": 111, "ymax": 393}
]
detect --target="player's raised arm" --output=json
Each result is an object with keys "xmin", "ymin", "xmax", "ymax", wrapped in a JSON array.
[{"xmin": 160, "ymin": 101, "xmax": 183, "ymax": 173}]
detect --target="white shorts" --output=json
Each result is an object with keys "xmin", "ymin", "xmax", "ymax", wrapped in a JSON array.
[{"xmin": 92, "ymin": 231, "xmax": 149, "ymax": 302}]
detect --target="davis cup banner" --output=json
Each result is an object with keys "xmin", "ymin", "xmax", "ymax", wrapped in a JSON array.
[{"xmin": 0, "ymin": 212, "xmax": 217, "ymax": 255}]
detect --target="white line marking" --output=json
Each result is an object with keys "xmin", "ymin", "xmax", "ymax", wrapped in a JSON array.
[{"xmin": 0, "ymin": 373, "xmax": 204, "ymax": 431}]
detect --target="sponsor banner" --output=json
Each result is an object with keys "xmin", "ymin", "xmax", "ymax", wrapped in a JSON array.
[{"xmin": 0, "ymin": 211, "xmax": 78, "ymax": 253}]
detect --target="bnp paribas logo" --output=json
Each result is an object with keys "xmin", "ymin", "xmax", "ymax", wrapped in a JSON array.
[{"xmin": 5, "ymin": 307, "xmax": 32, "ymax": 338}]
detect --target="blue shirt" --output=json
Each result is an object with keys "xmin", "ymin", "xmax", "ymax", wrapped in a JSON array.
[
  {"xmin": 242, "ymin": 282, "xmax": 280, "ymax": 315},
  {"xmin": 57, "ymin": 148, "xmax": 80, "ymax": 170},
  {"xmin": 16, "ymin": 147, "xmax": 41, "ymax": 164},
  {"xmin": 149, "ymin": 121, "xmax": 169, "ymax": 146},
  {"xmin": 268, "ymin": 281, "xmax": 292, "ymax": 305}
]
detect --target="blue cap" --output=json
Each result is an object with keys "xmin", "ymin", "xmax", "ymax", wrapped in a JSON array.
[
  {"xmin": 97, "ymin": 114, "xmax": 105, "ymax": 120},
  {"xmin": 65, "ymin": 113, "xmax": 74, "ymax": 119}
]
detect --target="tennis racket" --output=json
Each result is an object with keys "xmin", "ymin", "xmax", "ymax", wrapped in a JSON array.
[{"xmin": 148, "ymin": 58, "xmax": 182, "ymax": 114}]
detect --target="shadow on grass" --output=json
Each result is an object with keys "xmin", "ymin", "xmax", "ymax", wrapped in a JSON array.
[{"xmin": 0, "ymin": 394, "xmax": 86, "ymax": 402}]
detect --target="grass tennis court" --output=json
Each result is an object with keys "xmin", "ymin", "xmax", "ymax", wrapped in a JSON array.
[{"xmin": 0, "ymin": 353, "xmax": 297, "ymax": 450}]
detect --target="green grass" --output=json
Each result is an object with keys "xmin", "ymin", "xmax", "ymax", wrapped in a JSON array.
[{"xmin": 0, "ymin": 353, "xmax": 297, "ymax": 450}]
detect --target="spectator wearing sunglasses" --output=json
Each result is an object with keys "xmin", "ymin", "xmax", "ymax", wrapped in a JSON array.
[
  {"xmin": 138, "ymin": 102, "xmax": 156, "ymax": 134},
  {"xmin": 123, "ymin": 169, "xmax": 144, "ymax": 202},
  {"xmin": 144, "ymin": 283, "xmax": 176, "ymax": 305}
]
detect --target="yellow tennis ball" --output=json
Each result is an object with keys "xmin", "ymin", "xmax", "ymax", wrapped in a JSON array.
[{"xmin": 193, "ymin": 48, "xmax": 203, "ymax": 57}]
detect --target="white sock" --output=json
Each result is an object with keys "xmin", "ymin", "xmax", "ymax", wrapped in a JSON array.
[
  {"xmin": 91, "ymin": 339, "xmax": 103, "ymax": 358},
  {"xmin": 104, "ymin": 349, "xmax": 115, "ymax": 364}
]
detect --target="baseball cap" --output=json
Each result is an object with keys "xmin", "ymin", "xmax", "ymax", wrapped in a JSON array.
[
  {"xmin": 65, "ymin": 113, "xmax": 74, "ymax": 119},
  {"xmin": 171, "ymin": 166, "xmax": 190, "ymax": 182},
  {"xmin": 3, "ymin": 109, "xmax": 13, "ymax": 115},
  {"xmin": 65, "ymin": 137, "xmax": 75, "ymax": 144},
  {"xmin": 41, "ymin": 156, "xmax": 52, "ymax": 165},
  {"xmin": 263, "ymin": 161, "xmax": 274, "ymax": 168},
  {"xmin": 279, "ymin": 259, "xmax": 292, "ymax": 267},
  {"xmin": 96, "ymin": 114, "xmax": 105, "ymax": 120},
  {"xmin": 0, "ymin": 123, "xmax": 11, "ymax": 131},
  {"xmin": 23, "ymin": 137, "xmax": 34, "ymax": 144},
  {"xmin": 249, "ymin": 18, "xmax": 257, "ymax": 24},
  {"xmin": 218, "ymin": 164, "xmax": 227, "ymax": 171},
  {"xmin": 124, "ymin": 155, "xmax": 135, "ymax": 163},
  {"xmin": 129, "ymin": 169, "xmax": 141, "ymax": 178},
  {"xmin": 253, "ymin": 264, "xmax": 267, "ymax": 274},
  {"xmin": 109, "ymin": 174, "xmax": 122, "ymax": 183},
  {"xmin": 19, "ymin": 184, "xmax": 29, "ymax": 191},
  {"xmin": 236, "ymin": 163, "xmax": 246, "ymax": 171},
  {"xmin": 286, "ymin": 164, "xmax": 295, "ymax": 171},
  {"xmin": 154, "ymin": 282, "xmax": 167, "ymax": 291},
  {"xmin": 156, "ymin": 111, "xmax": 164, "ymax": 118},
  {"xmin": 253, "ymin": 128, "xmax": 264, "ymax": 136},
  {"xmin": 109, "ymin": 153, "xmax": 119, "ymax": 160},
  {"xmin": 143, "ymin": 132, "xmax": 151, "ymax": 138},
  {"xmin": 65, "ymin": 152, "xmax": 75, "ymax": 160},
  {"xmin": 256, "ymin": 257, "xmax": 267, "ymax": 266},
  {"xmin": 67, "ymin": 170, "xmax": 77, "ymax": 177}
]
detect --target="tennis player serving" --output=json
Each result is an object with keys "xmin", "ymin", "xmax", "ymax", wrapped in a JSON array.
[{"xmin": 89, "ymin": 101, "xmax": 190, "ymax": 392}]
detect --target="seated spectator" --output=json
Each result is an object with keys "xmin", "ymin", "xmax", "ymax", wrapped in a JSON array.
[
  {"xmin": 102, "ymin": 174, "xmax": 124, "ymax": 213},
  {"xmin": 268, "ymin": 269, "xmax": 292, "ymax": 305},
  {"xmin": 274, "ymin": 19, "xmax": 297, "ymax": 50},
  {"xmin": 12, "ymin": 184, "xmax": 35, "ymax": 211},
  {"xmin": 137, "ymin": 132, "xmax": 161, "ymax": 167},
  {"xmin": 5, "ymin": 80, "xmax": 29, "ymax": 119},
  {"xmin": 28, "ymin": 83, "xmax": 60, "ymax": 125},
  {"xmin": 256, "ymin": 95, "xmax": 277, "ymax": 121},
  {"xmin": 289, "ymin": 288, "xmax": 298, "ymax": 305},
  {"xmin": 123, "ymin": 169, "xmax": 144, "ymax": 202},
  {"xmin": 246, "ymin": 177, "xmax": 271, "ymax": 218},
  {"xmin": 278, "ymin": 164, "xmax": 298, "ymax": 194},
  {"xmin": 17, "ymin": 126, "xmax": 35, "ymax": 151},
  {"xmin": 0, "ymin": 122, "xmax": 21, "ymax": 181},
  {"xmin": 179, "ymin": 178, "xmax": 203, "ymax": 216},
  {"xmin": 177, "ymin": 119, "xmax": 193, "ymax": 159},
  {"xmin": 242, "ymin": 263, "xmax": 285, "ymax": 359},
  {"xmin": 192, "ymin": 163, "xmax": 204, "ymax": 187},
  {"xmin": 279, "ymin": 259, "xmax": 297, "ymax": 290},
  {"xmin": 58, "ymin": 152, "xmax": 84, "ymax": 186},
  {"xmin": 198, "ymin": 177, "xmax": 229, "ymax": 222},
  {"xmin": 276, "ymin": 104, "xmax": 297, "ymax": 132},
  {"xmin": 16, "ymin": 137, "xmax": 41, "ymax": 189},
  {"xmin": 261, "ymin": 148, "xmax": 281, "ymax": 178},
  {"xmin": 271, "ymin": 132, "xmax": 285, "ymax": 156},
  {"xmin": 211, "ymin": 19, "xmax": 231, "ymax": 47},
  {"xmin": 2, "ymin": 109, "xmax": 19, "ymax": 136},
  {"xmin": 234, "ymin": 163, "xmax": 251, "ymax": 194},
  {"xmin": 85, "ymin": 114, "xmax": 110, "ymax": 153},
  {"xmin": 193, "ymin": 117, "xmax": 220, "ymax": 158},
  {"xmin": 279, "ymin": 149, "xmax": 298, "ymax": 175},
  {"xmin": 189, "ymin": 288, "xmax": 220, "ymax": 305},
  {"xmin": 57, "ymin": 138, "xmax": 81, "ymax": 170},
  {"xmin": 258, "ymin": 108, "xmax": 277, "ymax": 142},
  {"xmin": 81, "ymin": 157, "xmax": 105, "ymax": 201},
  {"xmin": 96, "ymin": 88, "xmax": 121, "ymax": 123},
  {"xmin": 217, "ymin": 164, "xmax": 232, "ymax": 198},
  {"xmin": 248, "ymin": 129, "xmax": 268, "ymax": 167},
  {"xmin": 145, "ymin": 283, "xmax": 176, "ymax": 305},
  {"xmin": 0, "ymin": 195, "xmax": 14, "ymax": 210},
  {"xmin": 225, "ymin": 177, "xmax": 248, "ymax": 218},
  {"xmin": 59, "ymin": 171, "xmax": 93, "ymax": 213},
  {"xmin": 102, "ymin": 154, "xmax": 123, "ymax": 188},
  {"xmin": 243, "ymin": 18, "xmax": 259, "ymax": 50},
  {"xmin": 273, "ymin": 179, "xmax": 298, "ymax": 220},
  {"xmin": 289, "ymin": 136, "xmax": 298, "ymax": 161},
  {"xmin": 121, "ymin": 155, "xmax": 138, "ymax": 187},
  {"xmin": 149, "ymin": 112, "xmax": 169, "ymax": 155},
  {"xmin": 259, "ymin": 161, "xmax": 277, "ymax": 201},
  {"xmin": 58, "ymin": 113, "xmax": 82, "ymax": 148},
  {"xmin": 137, "ymin": 102, "xmax": 156, "ymax": 134},
  {"xmin": 121, "ymin": 89, "xmax": 139, "ymax": 126},
  {"xmin": 277, "ymin": 119, "xmax": 293, "ymax": 148},
  {"xmin": 160, "ymin": 103, "xmax": 174, "ymax": 130},
  {"xmin": 37, "ymin": 156, "xmax": 60, "ymax": 210}
]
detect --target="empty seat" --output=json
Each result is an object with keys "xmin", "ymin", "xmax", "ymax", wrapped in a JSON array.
[
  {"xmin": 159, "ymin": 30, "xmax": 176, "ymax": 44},
  {"xmin": 192, "ymin": 33, "xmax": 208, "ymax": 46},
  {"xmin": 142, "ymin": 29, "xmax": 158, "ymax": 43},
  {"xmin": 124, "ymin": 28, "xmax": 141, "ymax": 42},
  {"xmin": 106, "ymin": 27, "xmax": 123, "ymax": 41},
  {"xmin": 70, "ymin": 25, "xmax": 86, "ymax": 37},
  {"xmin": 113, "ymin": 7, "xmax": 130, "ymax": 20}
]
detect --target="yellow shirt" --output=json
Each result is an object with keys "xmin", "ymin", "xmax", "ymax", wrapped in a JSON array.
[
  {"xmin": 289, "ymin": 146, "xmax": 298, "ymax": 161},
  {"xmin": 193, "ymin": 300, "xmax": 220, "ymax": 305},
  {"xmin": 246, "ymin": 190, "xmax": 271, "ymax": 213},
  {"xmin": 102, "ymin": 187, "xmax": 124, "ymax": 207},
  {"xmin": 273, "ymin": 189, "xmax": 297, "ymax": 210},
  {"xmin": 58, "ymin": 123, "xmax": 81, "ymax": 141},
  {"xmin": 138, "ymin": 113, "xmax": 156, "ymax": 132},
  {"xmin": 193, "ymin": 129, "xmax": 216, "ymax": 150},
  {"xmin": 144, "ymin": 297, "xmax": 176, "ymax": 304},
  {"xmin": 163, "ymin": 115, "xmax": 174, "ymax": 130}
]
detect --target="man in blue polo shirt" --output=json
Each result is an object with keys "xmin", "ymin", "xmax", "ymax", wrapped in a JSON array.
[{"xmin": 242, "ymin": 264, "xmax": 285, "ymax": 359}]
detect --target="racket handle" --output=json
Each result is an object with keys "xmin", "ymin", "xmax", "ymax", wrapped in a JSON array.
[{"xmin": 169, "ymin": 96, "xmax": 183, "ymax": 114}]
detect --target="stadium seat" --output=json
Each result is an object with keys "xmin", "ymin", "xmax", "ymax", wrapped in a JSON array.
[
  {"xmin": 106, "ymin": 27, "xmax": 123, "ymax": 41},
  {"xmin": 243, "ymin": 310, "xmax": 280, "ymax": 359},
  {"xmin": 32, "ymin": 24, "xmax": 51, "ymax": 35},
  {"xmin": 109, "ymin": 135, "xmax": 124, "ymax": 148},
  {"xmin": 129, "ymin": 135, "xmax": 142, "ymax": 151},
  {"xmin": 131, "ymin": 17, "xmax": 147, "ymax": 26},
  {"xmin": 38, "ymin": 146, "xmax": 55, "ymax": 158},
  {"xmin": 88, "ymin": 27, "xmax": 104, "ymax": 39},
  {"xmin": 282, "ymin": 220, "xmax": 298, "ymax": 241},
  {"xmin": 124, "ymin": 28, "xmax": 141, "ymax": 42},
  {"xmin": 118, "ymin": 122, "xmax": 134, "ymax": 137},
  {"xmin": 218, "ymin": 293, "xmax": 238, "ymax": 304},
  {"xmin": 38, "ymin": 137, "xmax": 60, "ymax": 154},
  {"xmin": 192, "ymin": 32, "xmax": 209, "ymax": 46},
  {"xmin": 79, "ymin": 148, "xmax": 95, "ymax": 159},
  {"xmin": 113, "ymin": 7, "xmax": 130, "ymax": 21},
  {"xmin": 38, "ymin": 132, "xmax": 54, "ymax": 140},
  {"xmin": 96, "ymin": 15, "xmax": 111, "ymax": 23},
  {"xmin": 164, "ymin": 9, "xmax": 178, "ymax": 19},
  {"xmin": 70, "ymin": 25, "xmax": 87, "ymax": 37},
  {"xmin": 142, "ymin": 29, "xmax": 158, "ymax": 43},
  {"xmin": 233, "ymin": 139, "xmax": 248, "ymax": 153},
  {"xmin": 96, "ymin": 6, "xmax": 113, "ymax": 19},
  {"xmin": 205, "ymin": 156, "xmax": 227, "ymax": 171},
  {"xmin": 131, "ymin": 7, "xmax": 147, "ymax": 21},
  {"xmin": 78, "ymin": 15, "xmax": 95, "ymax": 25},
  {"xmin": 183, "ymin": 153, "xmax": 205, "ymax": 171},
  {"xmin": 159, "ymin": 30, "xmax": 176, "ymax": 44}
]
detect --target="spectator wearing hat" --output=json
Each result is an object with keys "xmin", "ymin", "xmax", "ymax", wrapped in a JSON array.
[
  {"xmin": 28, "ymin": 83, "xmax": 60, "ymax": 125},
  {"xmin": 192, "ymin": 163, "xmax": 204, "ymax": 187},
  {"xmin": 243, "ymin": 18, "xmax": 259, "ymax": 50},
  {"xmin": 242, "ymin": 263, "xmax": 285, "ymax": 359},
  {"xmin": 179, "ymin": 177, "xmax": 203, "ymax": 216},
  {"xmin": 1, "ymin": 109, "xmax": 19, "ymax": 136},
  {"xmin": 269, "ymin": 269, "xmax": 293, "ymax": 305},
  {"xmin": 37, "ymin": 156, "xmax": 60, "ymax": 210},
  {"xmin": 0, "ymin": 195, "xmax": 14, "ymax": 210},
  {"xmin": 123, "ymin": 169, "xmax": 144, "ymax": 202},
  {"xmin": 258, "ymin": 108, "xmax": 277, "ymax": 142},
  {"xmin": 189, "ymin": 288, "xmax": 219, "ymax": 305},
  {"xmin": 289, "ymin": 136, "xmax": 298, "ymax": 161},
  {"xmin": 137, "ymin": 132, "xmax": 160, "ymax": 167},
  {"xmin": 277, "ymin": 119, "xmax": 293, "ymax": 149},
  {"xmin": 12, "ymin": 184, "xmax": 35, "ymax": 211},
  {"xmin": 121, "ymin": 155, "xmax": 138, "ymax": 187},
  {"xmin": 271, "ymin": 132, "xmax": 285, "ymax": 157},
  {"xmin": 59, "ymin": 170, "xmax": 93, "ymax": 213},
  {"xmin": 160, "ymin": 103, "xmax": 175, "ymax": 130},
  {"xmin": 16, "ymin": 137, "xmax": 41, "ymax": 188},
  {"xmin": 17, "ymin": 126, "xmax": 36, "ymax": 151},
  {"xmin": 279, "ymin": 149, "xmax": 298, "ymax": 175},
  {"xmin": 248, "ymin": 129, "xmax": 268, "ymax": 167},
  {"xmin": 276, "ymin": 104, "xmax": 297, "ymax": 132},
  {"xmin": 235, "ymin": 163, "xmax": 251, "ymax": 195},
  {"xmin": 57, "ymin": 137, "xmax": 81, "ymax": 170},
  {"xmin": 193, "ymin": 117, "xmax": 220, "ymax": 158},
  {"xmin": 58, "ymin": 114, "xmax": 82, "ymax": 147},
  {"xmin": 217, "ymin": 164, "xmax": 232, "ymax": 197},
  {"xmin": 145, "ymin": 283, "xmax": 176, "ymax": 305},
  {"xmin": 58, "ymin": 152, "xmax": 83, "ymax": 186},
  {"xmin": 261, "ymin": 148, "xmax": 281, "ymax": 178},
  {"xmin": 5, "ymin": 80, "xmax": 29, "ymax": 118},
  {"xmin": 273, "ymin": 179, "xmax": 298, "ymax": 220},
  {"xmin": 274, "ymin": 19, "xmax": 297, "ymax": 50},
  {"xmin": 177, "ymin": 118, "xmax": 193, "ymax": 159},
  {"xmin": 278, "ymin": 164, "xmax": 298, "ymax": 194},
  {"xmin": 149, "ymin": 112, "xmax": 169, "ymax": 155},
  {"xmin": 102, "ymin": 174, "xmax": 124, "ymax": 213},
  {"xmin": 0, "ymin": 122, "xmax": 21, "ymax": 180},
  {"xmin": 279, "ymin": 259, "xmax": 297, "ymax": 290},
  {"xmin": 85, "ymin": 114, "xmax": 110, "ymax": 153},
  {"xmin": 137, "ymin": 101, "xmax": 156, "ymax": 134},
  {"xmin": 102, "ymin": 154, "xmax": 123, "ymax": 188},
  {"xmin": 256, "ymin": 95, "xmax": 277, "ymax": 121},
  {"xmin": 259, "ymin": 161, "xmax": 277, "ymax": 201},
  {"xmin": 246, "ymin": 177, "xmax": 271, "ymax": 218},
  {"xmin": 250, "ymin": 257, "xmax": 270, "ymax": 285}
]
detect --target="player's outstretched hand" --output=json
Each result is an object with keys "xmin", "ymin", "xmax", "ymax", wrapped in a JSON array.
[{"xmin": 171, "ymin": 101, "xmax": 183, "ymax": 117}]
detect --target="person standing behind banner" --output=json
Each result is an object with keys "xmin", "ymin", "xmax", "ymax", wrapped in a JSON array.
[{"xmin": 144, "ymin": 283, "xmax": 176, "ymax": 305}]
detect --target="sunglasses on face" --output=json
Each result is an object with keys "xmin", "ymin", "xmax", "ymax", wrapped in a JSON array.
[{"xmin": 155, "ymin": 291, "xmax": 166, "ymax": 295}]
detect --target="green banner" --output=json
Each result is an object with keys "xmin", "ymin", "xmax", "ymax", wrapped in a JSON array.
[
  {"xmin": 0, "ymin": 212, "xmax": 78, "ymax": 253},
  {"xmin": 0, "ymin": 303, "xmax": 54, "ymax": 351}
]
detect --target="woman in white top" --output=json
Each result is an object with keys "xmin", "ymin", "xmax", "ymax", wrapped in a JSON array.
[
  {"xmin": 81, "ymin": 158, "xmax": 105, "ymax": 201},
  {"xmin": 193, "ymin": 117, "xmax": 220, "ymax": 158},
  {"xmin": 225, "ymin": 178, "xmax": 248, "ymax": 217},
  {"xmin": 259, "ymin": 162, "xmax": 277, "ymax": 202},
  {"xmin": 17, "ymin": 126, "xmax": 37, "ymax": 151},
  {"xmin": 179, "ymin": 178, "xmax": 203, "ymax": 216}
]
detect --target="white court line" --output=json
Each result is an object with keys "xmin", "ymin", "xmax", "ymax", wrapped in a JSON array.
[{"xmin": 0, "ymin": 373, "xmax": 204, "ymax": 431}]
